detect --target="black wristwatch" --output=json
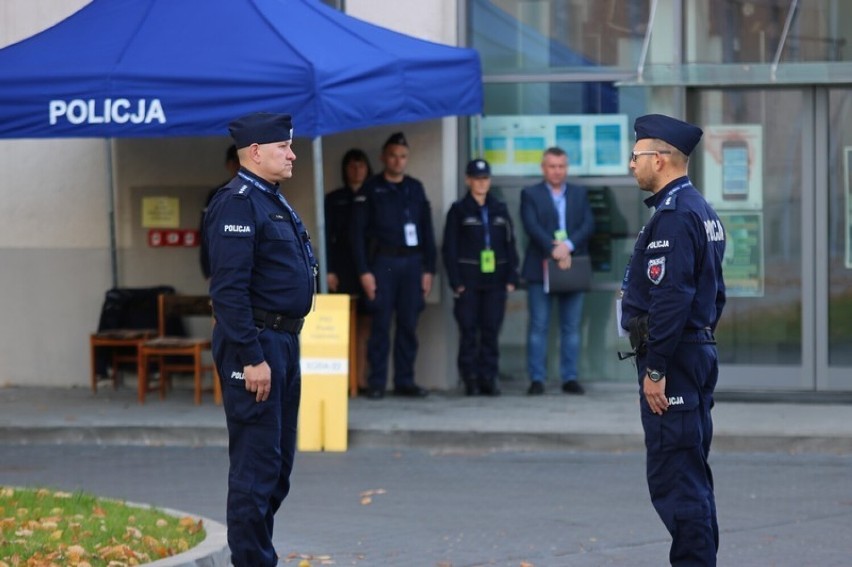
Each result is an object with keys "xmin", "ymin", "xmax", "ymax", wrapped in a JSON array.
[{"xmin": 647, "ymin": 368, "xmax": 665, "ymax": 383}]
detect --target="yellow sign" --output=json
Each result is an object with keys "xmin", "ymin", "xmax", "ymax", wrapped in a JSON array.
[
  {"xmin": 297, "ymin": 294, "xmax": 350, "ymax": 452},
  {"xmin": 141, "ymin": 197, "xmax": 180, "ymax": 228}
]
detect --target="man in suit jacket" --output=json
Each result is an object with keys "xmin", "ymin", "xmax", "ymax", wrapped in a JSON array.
[{"xmin": 520, "ymin": 146, "xmax": 595, "ymax": 395}]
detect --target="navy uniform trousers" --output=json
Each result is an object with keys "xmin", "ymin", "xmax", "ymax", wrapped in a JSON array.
[
  {"xmin": 453, "ymin": 286, "xmax": 507, "ymax": 381},
  {"xmin": 366, "ymin": 253, "xmax": 424, "ymax": 391},
  {"xmin": 213, "ymin": 326, "xmax": 301, "ymax": 567},
  {"xmin": 638, "ymin": 330, "xmax": 719, "ymax": 567}
]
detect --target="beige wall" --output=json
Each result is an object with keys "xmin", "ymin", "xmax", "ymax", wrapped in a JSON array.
[{"xmin": 1, "ymin": 0, "xmax": 461, "ymax": 390}]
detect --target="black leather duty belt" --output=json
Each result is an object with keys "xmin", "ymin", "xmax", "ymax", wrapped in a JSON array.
[
  {"xmin": 253, "ymin": 308, "xmax": 305, "ymax": 334},
  {"xmin": 376, "ymin": 245, "xmax": 421, "ymax": 257}
]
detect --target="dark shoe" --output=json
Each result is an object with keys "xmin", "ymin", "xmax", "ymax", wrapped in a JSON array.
[
  {"xmin": 478, "ymin": 377, "xmax": 501, "ymax": 397},
  {"xmin": 462, "ymin": 376, "xmax": 479, "ymax": 396},
  {"xmin": 394, "ymin": 384, "xmax": 429, "ymax": 398},
  {"xmin": 366, "ymin": 388, "xmax": 385, "ymax": 400},
  {"xmin": 527, "ymin": 381, "xmax": 545, "ymax": 395},
  {"xmin": 561, "ymin": 380, "xmax": 585, "ymax": 395}
]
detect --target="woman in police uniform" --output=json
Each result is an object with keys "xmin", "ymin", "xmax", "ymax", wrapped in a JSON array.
[{"xmin": 442, "ymin": 158, "xmax": 520, "ymax": 395}]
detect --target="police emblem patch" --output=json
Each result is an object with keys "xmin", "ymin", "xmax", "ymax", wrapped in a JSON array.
[{"xmin": 647, "ymin": 257, "xmax": 665, "ymax": 285}]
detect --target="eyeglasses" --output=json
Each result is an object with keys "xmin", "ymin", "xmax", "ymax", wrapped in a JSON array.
[{"xmin": 630, "ymin": 150, "xmax": 671, "ymax": 163}]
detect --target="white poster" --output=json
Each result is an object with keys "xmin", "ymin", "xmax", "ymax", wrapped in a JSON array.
[
  {"xmin": 479, "ymin": 114, "xmax": 629, "ymax": 177},
  {"xmin": 702, "ymin": 124, "xmax": 764, "ymax": 210}
]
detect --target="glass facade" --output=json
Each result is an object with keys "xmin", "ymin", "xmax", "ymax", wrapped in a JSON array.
[
  {"xmin": 465, "ymin": 0, "xmax": 852, "ymax": 391},
  {"xmin": 686, "ymin": 0, "xmax": 852, "ymax": 64}
]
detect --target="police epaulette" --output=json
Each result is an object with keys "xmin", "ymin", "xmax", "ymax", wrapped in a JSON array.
[
  {"xmin": 657, "ymin": 192, "xmax": 678, "ymax": 211},
  {"xmin": 223, "ymin": 180, "xmax": 252, "ymax": 199}
]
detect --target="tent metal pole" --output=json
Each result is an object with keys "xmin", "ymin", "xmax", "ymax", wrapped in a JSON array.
[
  {"xmin": 312, "ymin": 136, "xmax": 328, "ymax": 294},
  {"xmin": 105, "ymin": 138, "xmax": 118, "ymax": 288}
]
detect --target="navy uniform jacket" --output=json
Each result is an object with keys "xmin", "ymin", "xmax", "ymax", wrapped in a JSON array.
[
  {"xmin": 519, "ymin": 181, "xmax": 595, "ymax": 283},
  {"xmin": 442, "ymin": 192, "xmax": 520, "ymax": 290},
  {"xmin": 351, "ymin": 173, "xmax": 437, "ymax": 274},
  {"xmin": 324, "ymin": 186, "xmax": 360, "ymax": 294},
  {"xmin": 205, "ymin": 168, "xmax": 317, "ymax": 367},
  {"xmin": 621, "ymin": 176, "xmax": 726, "ymax": 375}
]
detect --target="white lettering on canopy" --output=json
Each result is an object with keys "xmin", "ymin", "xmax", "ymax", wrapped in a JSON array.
[{"xmin": 49, "ymin": 99, "xmax": 166, "ymax": 126}]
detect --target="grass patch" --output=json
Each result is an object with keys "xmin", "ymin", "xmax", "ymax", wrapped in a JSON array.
[{"xmin": 0, "ymin": 486, "xmax": 205, "ymax": 566}]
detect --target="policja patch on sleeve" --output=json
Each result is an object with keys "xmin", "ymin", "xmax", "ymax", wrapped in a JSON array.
[{"xmin": 221, "ymin": 222, "xmax": 253, "ymax": 237}]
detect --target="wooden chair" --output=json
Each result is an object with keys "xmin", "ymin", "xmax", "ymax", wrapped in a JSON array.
[
  {"xmin": 90, "ymin": 286, "xmax": 173, "ymax": 393},
  {"xmin": 138, "ymin": 294, "xmax": 222, "ymax": 405},
  {"xmin": 90, "ymin": 330, "xmax": 155, "ymax": 392}
]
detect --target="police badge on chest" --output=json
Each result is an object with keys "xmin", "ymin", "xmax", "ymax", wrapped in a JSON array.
[{"xmin": 647, "ymin": 257, "xmax": 665, "ymax": 285}]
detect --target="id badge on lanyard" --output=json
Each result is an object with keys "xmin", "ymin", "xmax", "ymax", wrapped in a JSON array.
[
  {"xmin": 480, "ymin": 249, "xmax": 496, "ymax": 273},
  {"xmin": 404, "ymin": 223, "xmax": 418, "ymax": 246}
]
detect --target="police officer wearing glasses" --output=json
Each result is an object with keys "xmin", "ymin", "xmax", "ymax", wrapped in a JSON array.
[
  {"xmin": 621, "ymin": 114, "xmax": 726, "ymax": 566},
  {"xmin": 205, "ymin": 112, "xmax": 317, "ymax": 567}
]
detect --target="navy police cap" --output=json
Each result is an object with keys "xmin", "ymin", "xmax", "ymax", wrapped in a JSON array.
[
  {"xmin": 383, "ymin": 131, "xmax": 408, "ymax": 149},
  {"xmin": 229, "ymin": 112, "xmax": 293, "ymax": 149},
  {"xmin": 634, "ymin": 114, "xmax": 703, "ymax": 157},
  {"xmin": 465, "ymin": 158, "xmax": 491, "ymax": 177}
]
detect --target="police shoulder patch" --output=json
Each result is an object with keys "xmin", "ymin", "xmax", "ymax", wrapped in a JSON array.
[
  {"xmin": 645, "ymin": 238, "xmax": 673, "ymax": 253},
  {"xmin": 221, "ymin": 222, "xmax": 253, "ymax": 237},
  {"xmin": 647, "ymin": 256, "xmax": 666, "ymax": 285}
]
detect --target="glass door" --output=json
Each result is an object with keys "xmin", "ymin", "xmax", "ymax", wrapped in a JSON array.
[
  {"xmin": 819, "ymin": 88, "xmax": 852, "ymax": 390},
  {"xmin": 690, "ymin": 88, "xmax": 813, "ymax": 391}
]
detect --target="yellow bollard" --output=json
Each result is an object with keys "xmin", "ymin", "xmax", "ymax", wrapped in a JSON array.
[{"xmin": 297, "ymin": 294, "xmax": 350, "ymax": 452}]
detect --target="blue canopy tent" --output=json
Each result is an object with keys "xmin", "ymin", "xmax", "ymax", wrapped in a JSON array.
[{"xmin": 0, "ymin": 0, "xmax": 483, "ymax": 287}]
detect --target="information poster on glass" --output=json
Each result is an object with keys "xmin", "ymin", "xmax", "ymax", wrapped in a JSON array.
[
  {"xmin": 702, "ymin": 125, "xmax": 764, "ymax": 210},
  {"xmin": 845, "ymin": 147, "xmax": 852, "ymax": 268},
  {"xmin": 719, "ymin": 211, "xmax": 764, "ymax": 297},
  {"xmin": 479, "ymin": 114, "xmax": 629, "ymax": 177}
]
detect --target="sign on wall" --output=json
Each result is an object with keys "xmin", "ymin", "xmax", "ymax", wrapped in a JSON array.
[
  {"xmin": 141, "ymin": 196, "xmax": 180, "ymax": 228},
  {"xmin": 479, "ymin": 114, "xmax": 629, "ymax": 176},
  {"xmin": 702, "ymin": 125, "xmax": 764, "ymax": 211}
]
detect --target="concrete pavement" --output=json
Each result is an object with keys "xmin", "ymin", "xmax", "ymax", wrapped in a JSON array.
[{"xmin": 2, "ymin": 377, "xmax": 852, "ymax": 454}]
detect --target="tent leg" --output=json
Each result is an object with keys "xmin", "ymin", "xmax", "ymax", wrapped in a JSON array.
[
  {"xmin": 312, "ymin": 136, "xmax": 328, "ymax": 294},
  {"xmin": 106, "ymin": 138, "xmax": 119, "ymax": 289}
]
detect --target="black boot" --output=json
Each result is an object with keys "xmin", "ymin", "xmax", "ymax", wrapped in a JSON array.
[
  {"xmin": 462, "ymin": 375, "xmax": 479, "ymax": 396},
  {"xmin": 478, "ymin": 376, "xmax": 501, "ymax": 397}
]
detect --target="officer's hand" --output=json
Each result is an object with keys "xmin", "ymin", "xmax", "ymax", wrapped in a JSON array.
[
  {"xmin": 327, "ymin": 272, "xmax": 339, "ymax": 292},
  {"xmin": 453, "ymin": 285, "xmax": 465, "ymax": 298},
  {"xmin": 422, "ymin": 273, "xmax": 433, "ymax": 299},
  {"xmin": 360, "ymin": 273, "xmax": 376, "ymax": 301},
  {"xmin": 506, "ymin": 283, "xmax": 515, "ymax": 292},
  {"xmin": 643, "ymin": 375, "xmax": 669, "ymax": 415},
  {"xmin": 558, "ymin": 254, "xmax": 572, "ymax": 270},
  {"xmin": 244, "ymin": 361, "xmax": 272, "ymax": 402}
]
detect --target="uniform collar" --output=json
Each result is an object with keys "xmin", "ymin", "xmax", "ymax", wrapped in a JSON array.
[
  {"xmin": 238, "ymin": 167, "xmax": 279, "ymax": 193},
  {"xmin": 644, "ymin": 175, "xmax": 690, "ymax": 209}
]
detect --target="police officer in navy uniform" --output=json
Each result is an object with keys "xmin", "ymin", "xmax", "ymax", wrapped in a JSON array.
[
  {"xmin": 351, "ymin": 132, "xmax": 436, "ymax": 399},
  {"xmin": 620, "ymin": 114, "xmax": 726, "ymax": 566},
  {"xmin": 442, "ymin": 158, "xmax": 519, "ymax": 396},
  {"xmin": 205, "ymin": 112, "xmax": 317, "ymax": 567}
]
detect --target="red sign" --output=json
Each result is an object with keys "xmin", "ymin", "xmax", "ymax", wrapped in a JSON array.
[{"xmin": 148, "ymin": 229, "xmax": 200, "ymax": 247}]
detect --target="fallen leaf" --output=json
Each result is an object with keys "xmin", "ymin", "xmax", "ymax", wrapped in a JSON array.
[
  {"xmin": 125, "ymin": 526, "xmax": 142, "ymax": 539},
  {"xmin": 155, "ymin": 519, "xmax": 168, "ymax": 528}
]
